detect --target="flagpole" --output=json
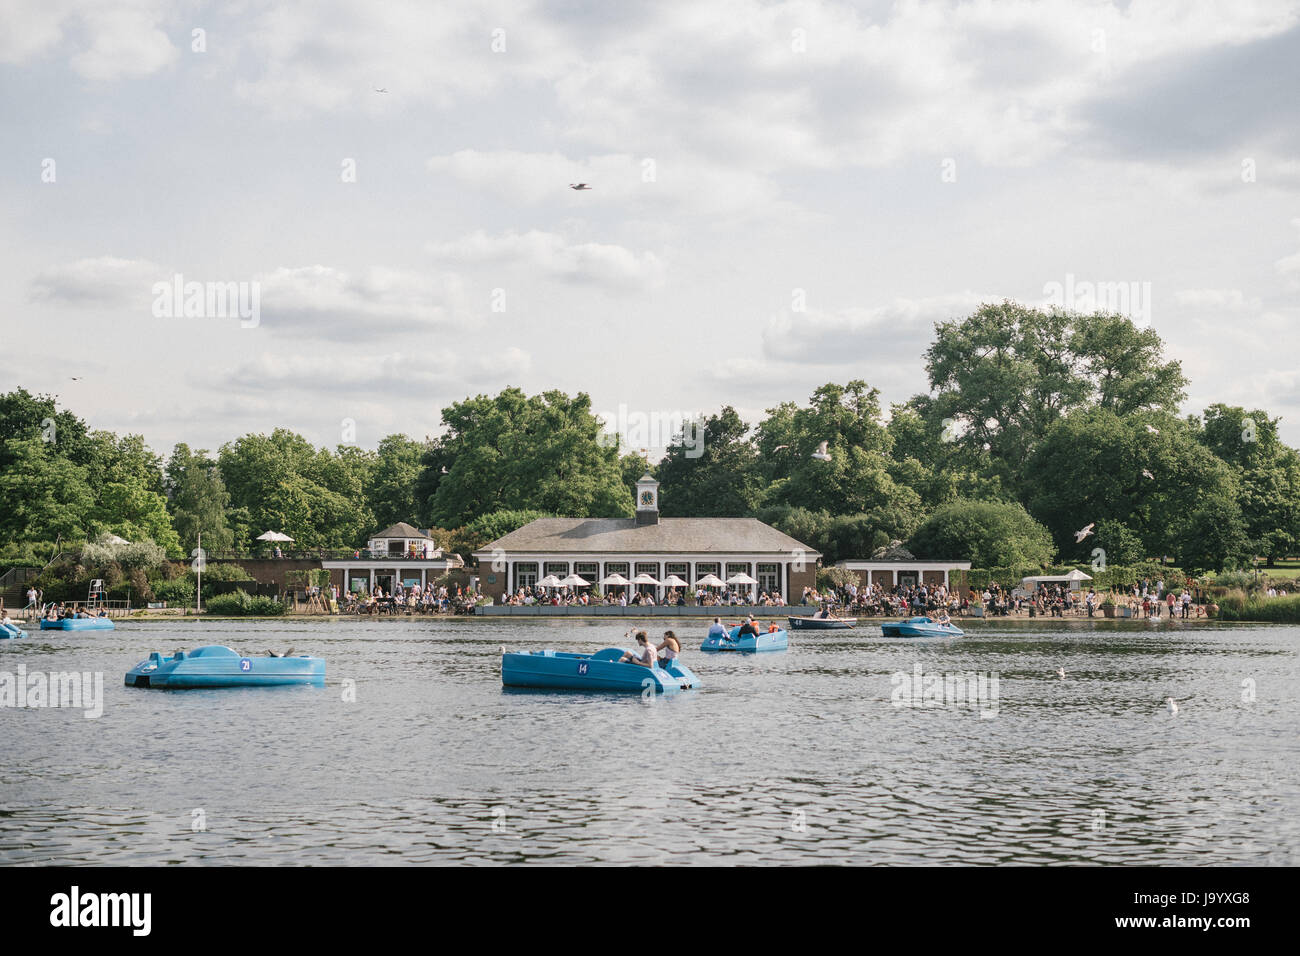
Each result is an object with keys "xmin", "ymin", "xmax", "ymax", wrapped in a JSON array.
[{"xmin": 196, "ymin": 529, "xmax": 202, "ymax": 615}]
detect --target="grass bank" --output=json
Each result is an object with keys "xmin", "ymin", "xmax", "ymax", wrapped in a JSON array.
[{"xmin": 1214, "ymin": 591, "xmax": 1300, "ymax": 623}]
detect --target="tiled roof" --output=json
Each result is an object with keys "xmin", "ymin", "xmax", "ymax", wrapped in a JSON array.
[{"xmin": 474, "ymin": 517, "xmax": 820, "ymax": 556}]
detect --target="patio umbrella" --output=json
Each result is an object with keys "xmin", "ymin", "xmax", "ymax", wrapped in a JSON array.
[
  {"xmin": 598, "ymin": 573, "xmax": 630, "ymax": 586},
  {"xmin": 696, "ymin": 573, "xmax": 725, "ymax": 588},
  {"xmin": 633, "ymin": 572, "xmax": 662, "ymax": 586},
  {"xmin": 726, "ymin": 572, "xmax": 758, "ymax": 586},
  {"xmin": 537, "ymin": 574, "xmax": 563, "ymax": 589},
  {"xmin": 104, "ymin": 534, "xmax": 132, "ymax": 545},
  {"xmin": 662, "ymin": 574, "xmax": 689, "ymax": 587},
  {"xmin": 559, "ymin": 573, "xmax": 591, "ymax": 588},
  {"xmin": 256, "ymin": 531, "xmax": 295, "ymax": 542}
]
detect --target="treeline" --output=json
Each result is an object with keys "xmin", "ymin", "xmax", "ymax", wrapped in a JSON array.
[{"xmin": 2, "ymin": 302, "xmax": 1298, "ymax": 574}]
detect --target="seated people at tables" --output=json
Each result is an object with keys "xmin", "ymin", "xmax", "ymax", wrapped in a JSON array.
[{"xmin": 619, "ymin": 631, "xmax": 657, "ymax": 668}]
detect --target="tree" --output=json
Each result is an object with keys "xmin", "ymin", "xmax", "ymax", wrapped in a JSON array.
[
  {"xmin": 166, "ymin": 443, "xmax": 234, "ymax": 552},
  {"xmin": 451, "ymin": 509, "xmax": 551, "ymax": 558},
  {"xmin": 367, "ymin": 434, "xmax": 424, "ymax": 528},
  {"xmin": 656, "ymin": 407, "xmax": 761, "ymax": 517},
  {"xmin": 218, "ymin": 429, "xmax": 375, "ymax": 548},
  {"xmin": 0, "ymin": 387, "xmax": 96, "ymax": 472},
  {"xmin": 1023, "ymin": 408, "xmax": 1238, "ymax": 563},
  {"xmin": 424, "ymin": 389, "xmax": 631, "ymax": 527},
  {"xmin": 0, "ymin": 438, "xmax": 95, "ymax": 543},
  {"xmin": 908, "ymin": 499, "xmax": 1056, "ymax": 568},
  {"xmin": 1174, "ymin": 495, "xmax": 1250, "ymax": 573},
  {"xmin": 924, "ymin": 302, "xmax": 1186, "ymax": 489},
  {"xmin": 756, "ymin": 381, "xmax": 921, "ymax": 520}
]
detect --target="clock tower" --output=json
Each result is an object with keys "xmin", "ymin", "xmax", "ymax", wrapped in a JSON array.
[{"xmin": 635, "ymin": 473, "xmax": 660, "ymax": 526}]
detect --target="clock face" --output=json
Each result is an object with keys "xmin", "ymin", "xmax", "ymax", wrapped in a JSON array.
[{"xmin": 640, "ymin": 490, "xmax": 655, "ymax": 506}]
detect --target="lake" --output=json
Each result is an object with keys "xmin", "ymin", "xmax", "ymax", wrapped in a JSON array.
[{"xmin": 2, "ymin": 617, "xmax": 1296, "ymax": 865}]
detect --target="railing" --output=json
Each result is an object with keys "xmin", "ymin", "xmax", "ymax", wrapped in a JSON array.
[{"xmin": 199, "ymin": 549, "xmax": 464, "ymax": 564}]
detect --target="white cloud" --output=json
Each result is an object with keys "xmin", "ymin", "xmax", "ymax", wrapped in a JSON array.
[
  {"xmin": 1276, "ymin": 219, "xmax": 1300, "ymax": 277},
  {"xmin": 28, "ymin": 256, "xmax": 161, "ymax": 307},
  {"xmin": 762, "ymin": 293, "xmax": 992, "ymax": 365},
  {"xmin": 0, "ymin": 1, "xmax": 178, "ymax": 80},
  {"xmin": 425, "ymin": 230, "xmax": 665, "ymax": 290},
  {"xmin": 255, "ymin": 265, "xmax": 467, "ymax": 338},
  {"xmin": 1174, "ymin": 289, "xmax": 1263, "ymax": 312},
  {"xmin": 226, "ymin": 347, "xmax": 531, "ymax": 397}
]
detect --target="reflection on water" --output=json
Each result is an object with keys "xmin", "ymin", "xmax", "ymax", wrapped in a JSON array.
[{"xmin": 2, "ymin": 617, "xmax": 1296, "ymax": 864}]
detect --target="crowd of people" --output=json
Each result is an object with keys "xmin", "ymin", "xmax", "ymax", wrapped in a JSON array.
[
  {"xmin": 343, "ymin": 582, "xmax": 477, "ymax": 615},
  {"xmin": 806, "ymin": 576, "xmax": 1216, "ymax": 619},
  {"xmin": 500, "ymin": 585, "xmax": 786, "ymax": 608}
]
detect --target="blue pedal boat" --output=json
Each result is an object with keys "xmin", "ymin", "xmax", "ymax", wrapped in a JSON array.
[
  {"xmin": 501, "ymin": 648, "xmax": 701, "ymax": 694},
  {"xmin": 880, "ymin": 616, "xmax": 964, "ymax": 638},
  {"xmin": 702, "ymin": 626, "xmax": 789, "ymax": 653},
  {"xmin": 1, "ymin": 620, "xmax": 25, "ymax": 639},
  {"xmin": 40, "ymin": 616, "xmax": 115, "ymax": 631},
  {"xmin": 125, "ymin": 645, "xmax": 325, "ymax": 689}
]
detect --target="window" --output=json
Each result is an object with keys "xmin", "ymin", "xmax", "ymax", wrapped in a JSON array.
[
  {"xmin": 515, "ymin": 562, "xmax": 538, "ymax": 589},
  {"xmin": 635, "ymin": 562, "xmax": 660, "ymax": 592},
  {"xmin": 757, "ymin": 563, "xmax": 780, "ymax": 594},
  {"xmin": 664, "ymin": 562, "xmax": 689, "ymax": 584},
  {"xmin": 544, "ymin": 562, "xmax": 570, "ymax": 577},
  {"xmin": 575, "ymin": 562, "xmax": 599, "ymax": 583}
]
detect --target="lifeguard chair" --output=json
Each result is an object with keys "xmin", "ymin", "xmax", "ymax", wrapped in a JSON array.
[{"xmin": 88, "ymin": 578, "xmax": 107, "ymax": 609}]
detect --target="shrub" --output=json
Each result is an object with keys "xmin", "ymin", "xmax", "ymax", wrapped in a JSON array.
[
  {"xmin": 204, "ymin": 589, "xmax": 286, "ymax": 616},
  {"xmin": 196, "ymin": 562, "xmax": 253, "ymax": 582},
  {"xmin": 151, "ymin": 576, "xmax": 196, "ymax": 607}
]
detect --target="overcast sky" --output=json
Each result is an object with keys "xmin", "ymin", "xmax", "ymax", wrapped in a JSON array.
[{"xmin": 3, "ymin": 0, "xmax": 1299, "ymax": 457}]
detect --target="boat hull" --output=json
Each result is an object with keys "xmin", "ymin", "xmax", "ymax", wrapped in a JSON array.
[
  {"xmin": 1, "ymin": 621, "xmax": 24, "ymax": 639},
  {"xmin": 881, "ymin": 617, "xmax": 964, "ymax": 638},
  {"xmin": 125, "ymin": 645, "xmax": 325, "ymax": 688},
  {"xmin": 787, "ymin": 616, "xmax": 855, "ymax": 630},
  {"xmin": 702, "ymin": 626, "xmax": 788, "ymax": 652},
  {"xmin": 40, "ymin": 617, "xmax": 116, "ymax": 631},
  {"xmin": 501, "ymin": 648, "xmax": 701, "ymax": 693}
]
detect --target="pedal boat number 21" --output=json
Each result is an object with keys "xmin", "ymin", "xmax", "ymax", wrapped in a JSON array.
[
  {"xmin": 501, "ymin": 648, "xmax": 701, "ymax": 694},
  {"xmin": 125, "ymin": 645, "xmax": 326, "ymax": 689}
]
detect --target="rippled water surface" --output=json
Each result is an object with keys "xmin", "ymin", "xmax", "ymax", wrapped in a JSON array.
[{"xmin": 2, "ymin": 617, "xmax": 1297, "ymax": 865}]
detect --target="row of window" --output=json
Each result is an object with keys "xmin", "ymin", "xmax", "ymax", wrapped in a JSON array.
[{"xmin": 514, "ymin": 561, "xmax": 784, "ymax": 591}]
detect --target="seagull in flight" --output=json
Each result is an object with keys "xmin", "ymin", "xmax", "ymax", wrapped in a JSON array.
[
  {"xmin": 1145, "ymin": 425, "xmax": 1159, "ymax": 434},
  {"xmin": 1142, "ymin": 468, "xmax": 1155, "ymax": 480},
  {"xmin": 374, "ymin": 87, "xmax": 388, "ymax": 93},
  {"xmin": 1074, "ymin": 523, "xmax": 1095, "ymax": 543},
  {"xmin": 69, "ymin": 376, "xmax": 82, "ymax": 381},
  {"xmin": 811, "ymin": 441, "xmax": 832, "ymax": 461},
  {"xmin": 569, "ymin": 183, "xmax": 592, "ymax": 190},
  {"xmin": 772, "ymin": 444, "xmax": 790, "ymax": 452}
]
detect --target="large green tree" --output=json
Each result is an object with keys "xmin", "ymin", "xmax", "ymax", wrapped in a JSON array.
[
  {"xmin": 0, "ymin": 438, "xmax": 96, "ymax": 543},
  {"xmin": 924, "ymin": 303, "xmax": 1186, "ymax": 489},
  {"xmin": 422, "ymin": 389, "xmax": 631, "ymax": 527},
  {"xmin": 908, "ymin": 499, "xmax": 1056, "ymax": 568},
  {"xmin": 366, "ymin": 434, "xmax": 427, "ymax": 529},
  {"xmin": 657, "ymin": 407, "xmax": 761, "ymax": 517},
  {"xmin": 166, "ymin": 443, "xmax": 234, "ymax": 552}
]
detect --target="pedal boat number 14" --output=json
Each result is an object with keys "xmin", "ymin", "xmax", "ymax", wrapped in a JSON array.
[{"xmin": 501, "ymin": 648, "xmax": 701, "ymax": 694}]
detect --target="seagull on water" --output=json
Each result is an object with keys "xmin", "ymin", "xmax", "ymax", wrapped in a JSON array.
[
  {"xmin": 811, "ymin": 441, "xmax": 831, "ymax": 461},
  {"xmin": 1075, "ymin": 523, "xmax": 1095, "ymax": 543},
  {"xmin": 569, "ymin": 183, "xmax": 592, "ymax": 190},
  {"xmin": 1166, "ymin": 694, "xmax": 1194, "ymax": 714},
  {"xmin": 1056, "ymin": 667, "xmax": 1066, "ymax": 680}
]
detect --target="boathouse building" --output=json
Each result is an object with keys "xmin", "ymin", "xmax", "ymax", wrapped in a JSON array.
[{"xmin": 473, "ymin": 474, "xmax": 821, "ymax": 604}]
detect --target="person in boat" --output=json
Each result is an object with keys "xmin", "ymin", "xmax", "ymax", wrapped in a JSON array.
[
  {"xmin": 767, "ymin": 621, "xmax": 780, "ymax": 633},
  {"xmin": 736, "ymin": 616, "xmax": 760, "ymax": 639},
  {"xmin": 707, "ymin": 616, "xmax": 731, "ymax": 644},
  {"xmin": 620, "ymin": 631, "xmax": 657, "ymax": 668},
  {"xmin": 657, "ymin": 630, "xmax": 681, "ymax": 665}
]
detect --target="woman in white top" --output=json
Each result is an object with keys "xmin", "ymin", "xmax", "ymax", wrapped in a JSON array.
[{"xmin": 657, "ymin": 630, "xmax": 680, "ymax": 664}]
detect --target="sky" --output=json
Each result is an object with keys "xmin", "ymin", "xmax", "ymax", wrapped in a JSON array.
[{"xmin": 3, "ymin": 0, "xmax": 1299, "ymax": 458}]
